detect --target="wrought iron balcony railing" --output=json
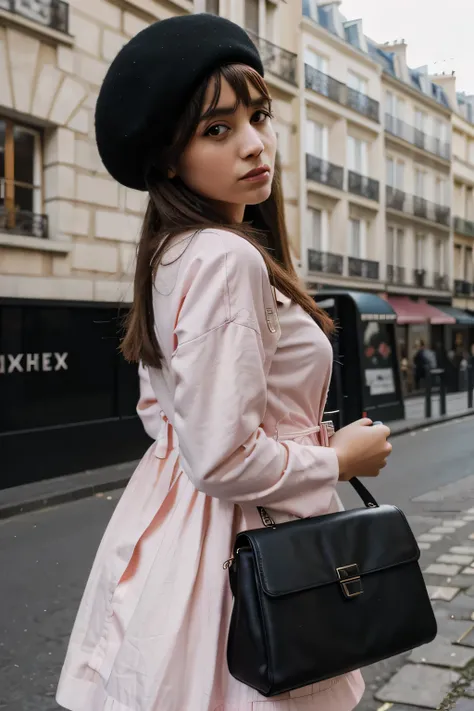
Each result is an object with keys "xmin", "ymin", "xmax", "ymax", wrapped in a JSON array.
[
  {"xmin": 348, "ymin": 171, "xmax": 380, "ymax": 201},
  {"xmin": 305, "ymin": 64, "xmax": 380, "ymax": 122},
  {"xmin": 414, "ymin": 269, "xmax": 426, "ymax": 288},
  {"xmin": 308, "ymin": 249, "xmax": 344, "ymax": 275},
  {"xmin": 348, "ymin": 257, "xmax": 379, "ymax": 280},
  {"xmin": 386, "ymin": 187, "xmax": 451, "ymax": 227},
  {"xmin": 454, "ymin": 216, "xmax": 474, "ymax": 238},
  {"xmin": 434, "ymin": 273, "xmax": 450, "ymax": 291},
  {"xmin": 454, "ymin": 279, "xmax": 473, "ymax": 296},
  {"xmin": 346, "ymin": 87, "xmax": 380, "ymax": 122},
  {"xmin": 0, "ymin": 0, "xmax": 69, "ymax": 33},
  {"xmin": 0, "ymin": 206, "xmax": 48, "ymax": 239},
  {"xmin": 305, "ymin": 154, "xmax": 344, "ymax": 190},
  {"xmin": 387, "ymin": 265, "xmax": 405, "ymax": 284},
  {"xmin": 385, "ymin": 114, "xmax": 451, "ymax": 160},
  {"xmin": 247, "ymin": 30, "xmax": 297, "ymax": 86},
  {"xmin": 386, "ymin": 187, "xmax": 406, "ymax": 211}
]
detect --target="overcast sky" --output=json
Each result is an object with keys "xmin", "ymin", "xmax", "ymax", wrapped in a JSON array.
[{"xmin": 340, "ymin": 0, "xmax": 474, "ymax": 96}]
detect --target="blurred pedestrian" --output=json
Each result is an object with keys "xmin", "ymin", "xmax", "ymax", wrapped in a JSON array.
[
  {"xmin": 56, "ymin": 14, "xmax": 391, "ymax": 711},
  {"xmin": 413, "ymin": 339, "xmax": 435, "ymax": 389}
]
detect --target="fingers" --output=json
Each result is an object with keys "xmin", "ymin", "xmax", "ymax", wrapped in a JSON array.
[
  {"xmin": 357, "ymin": 417, "xmax": 373, "ymax": 426},
  {"xmin": 373, "ymin": 422, "xmax": 391, "ymax": 438}
]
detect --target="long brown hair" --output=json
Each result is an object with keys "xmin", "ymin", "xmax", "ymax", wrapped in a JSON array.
[{"xmin": 122, "ymin": 64, "xmax": 333, "ymax": 368}]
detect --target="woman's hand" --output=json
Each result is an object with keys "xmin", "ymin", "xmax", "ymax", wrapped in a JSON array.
[{"xmin": 330, "ymin": 418, "xmax": 392, "ymax": 481}]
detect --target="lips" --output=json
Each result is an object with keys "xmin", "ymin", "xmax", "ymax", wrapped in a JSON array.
[{"xmin": 240, "ymin": 165, "xmax": 271, "ymax": 180}]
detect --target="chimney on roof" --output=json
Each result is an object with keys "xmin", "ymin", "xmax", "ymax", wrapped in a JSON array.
[
  {"xmin": 431, "ymin": 72, "xmax": 457, "ymax": 105},
  {"xmin": 378, "ymin": 40, "xmax": 409, "ymax": 82}
]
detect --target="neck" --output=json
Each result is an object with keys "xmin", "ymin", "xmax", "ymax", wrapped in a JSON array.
[{"xmin": 212, "ymin": 200, "xmax": 245, "ymax": 224}]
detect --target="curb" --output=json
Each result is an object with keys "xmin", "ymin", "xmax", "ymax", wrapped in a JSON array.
[
  {"xmin": 1, "ymin": 410, "xmax": 473, "ymax": 521},
  {"xmin": 0, "ymin": 476, "xmax": 132, "ymax": 521},
  {"xmin": 390, "ymin": 408, "xmax": 473, "ymax": 438}
]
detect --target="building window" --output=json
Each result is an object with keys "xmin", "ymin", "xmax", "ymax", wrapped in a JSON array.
[
  {"xmin": 415, "ymin": 234, "xmax": 426, "ymax": 270},
  {"xmin": 304, "ymin": 48, "xmax": 327, "ymax": 74},
  {"xmin": 386, "ymin": 158, "xmax": 404, "ymax": 188},
  {"xmin": 307, "ymin": 207, "xmax": 326, "ymax": 251},
  {"xmin": 386, "ymin": 158, "xmax": 395, "ymax": 187},
  {"xmin": 347, "ymin": 135, "xmax": 368, "ymax": 175},
  {"xmin": 415, "ymin": 168, "xmax": 425, "ymax": 197},
  {"xmin": 466, "ymin": 187, "xmax": 474, "ymax": 220},
  {"xmin": 303, "ymin": 0, "xmax": 319, "ymax": 21},
  {"xmin": 347, "ymin": 71, "xmax": 368, "ymax": 95},
  {"xmin": 349, "ymin": 218, "xmax": 366, "ymax": 258},
  {"xmin": 435, "ymin": 177, "xmax": 449, "ymax": 206},
  {"xmin": 434, "ymin": 118, "xmax": 449, "ymax": 146},
  {"xmin": 387, "ymin": 93, "xmax": 404, "ymax": 120},
  {"xmin": 415, "ymin": 109, "xmax": 426, "ymax": 132},
  {"xmin": 387, "ymin": 226, "xmax": 404, "ymax": 265},
  {"xmin": 245, "ymin": 0, "xmax": 259, "ymax": 34},
  {"xmin": 396, "ymin": 161, "xmax": 405, "ymax": 188},
  {"xmin": 434, "ymin": 239, "xmax": 446, "ymax": 275},
  {"xmin": 265, "ymin": 0, "xmax": 276, "ymax": 43},
  {"xmin": 0, "ymin": 117, "xmax": 44, "ymax": 238},
  {"xmin": 454, "ymin": 244, "xmax": 463, "ymax": 279},
  {"xmin": 395, "ymin": 228, "xmax": 404, "ymax": 266},
  {"xmin": 305, "ymin": 120, "xmax": 328, "ymax": 159},
  {"xmin": 465, "ymin": 247, "xmax": 473, "ymax": 282},
  {"xmin": 205, "ymin": 0, "xmax": 219, "ymax": 13}
]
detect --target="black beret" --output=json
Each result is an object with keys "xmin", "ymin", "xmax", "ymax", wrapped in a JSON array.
[{"xmin": 95, "ymin": 14, "xmax": 264, "ymax": 191}]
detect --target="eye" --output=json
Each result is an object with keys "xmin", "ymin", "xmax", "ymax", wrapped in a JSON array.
[
  {"xmin": 205, "ymin": 124, "xmax": 229, "ymax": 137},
  {"xmin": 252, "ymin": 109, "xmax": 273, "ymax": 123}
]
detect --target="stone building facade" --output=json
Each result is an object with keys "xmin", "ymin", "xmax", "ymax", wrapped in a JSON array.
[
  {"xmin": 0, "ymin": 0, "xmax": 302, "ymax": 487},
  {"xmin": 0, "ymin": 0, "xmax": 300, "ymax": 303}
]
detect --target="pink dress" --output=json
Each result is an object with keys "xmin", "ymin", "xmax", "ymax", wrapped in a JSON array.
[{"xmin": 56, "ymin": 229, "xmax": 365, "ymax": 711}]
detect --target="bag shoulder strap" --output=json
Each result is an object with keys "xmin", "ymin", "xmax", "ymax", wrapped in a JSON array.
[{"xmin": 258, "ymin": 478, "xmax": 379, "ymax": 528}]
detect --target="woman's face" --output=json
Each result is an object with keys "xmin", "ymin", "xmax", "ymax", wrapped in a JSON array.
[{"xmin": 176, "ymin": 75, "xmax": 277, "ymax": 222}]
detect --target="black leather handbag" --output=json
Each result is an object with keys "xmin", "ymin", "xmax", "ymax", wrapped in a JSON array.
[{"xmin": 225, "ymin": 478, "xmax": 437, "ymax": 697}]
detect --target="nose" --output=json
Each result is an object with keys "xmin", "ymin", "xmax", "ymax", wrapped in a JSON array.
[{"xmin": 239, "ymin": 122, "xmax": 264, "ymax": 160}]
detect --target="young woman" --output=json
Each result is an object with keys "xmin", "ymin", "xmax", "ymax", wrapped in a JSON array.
[{"xmin": 56, "ymin": 14, "xmax": 392, "ymax": 711}]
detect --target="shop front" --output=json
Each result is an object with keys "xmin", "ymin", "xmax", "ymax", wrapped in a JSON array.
[
  {"xmin": 385, "ymin": 296, "xmax": 456, "ymax": 395},
  {"xmin": 315, "ymin": 290, "xmax": 405, "ymax": 426},
  {"xmin": 1, "ymin": 298, "xmax": 150, "ymax": 490},
  {"xmin": 428, "ymin": 304, "xmax": 474, "ymax": 391}
]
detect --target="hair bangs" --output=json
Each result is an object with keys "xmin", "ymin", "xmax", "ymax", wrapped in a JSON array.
[{"xmin": 198, "ymin": 64, "xmax": 272, "ymax": 123}]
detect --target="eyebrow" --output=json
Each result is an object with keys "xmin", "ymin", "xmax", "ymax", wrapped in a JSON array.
[{"xmin": 200, "ymin": 97, "xmax": 270, "ymax": 122}]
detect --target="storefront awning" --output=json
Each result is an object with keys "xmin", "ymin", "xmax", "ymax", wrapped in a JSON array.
[
  {"xmin": 386, "ymin": 296, "xmax": 456, "ymax": 325},
  {"xmin": 430, "ymin": 304, "xmax": 474, "ymax": 325},
  {"xmin": 318, "ymin": 290, "xmax": 397, "ymax": 321}
]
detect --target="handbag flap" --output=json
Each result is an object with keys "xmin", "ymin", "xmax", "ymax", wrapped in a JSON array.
[{"xmin": 236, "ymin": 505, "xmax": 419, "ymax": 597}]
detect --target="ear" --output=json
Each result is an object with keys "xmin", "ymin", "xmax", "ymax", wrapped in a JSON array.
[{"xmin": 168, "ymin": 167, "xmax": 177, "ymax": 179}]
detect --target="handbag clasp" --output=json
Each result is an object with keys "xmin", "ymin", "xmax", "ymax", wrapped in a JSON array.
[{"xmin": 336, "ymin": 564, "xmax": 363, "ymax": 599}]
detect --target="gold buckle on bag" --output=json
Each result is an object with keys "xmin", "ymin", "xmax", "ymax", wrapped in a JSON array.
[{"xmin": 336, "ymin": 564, "xmax": 364, "ymax": 599}]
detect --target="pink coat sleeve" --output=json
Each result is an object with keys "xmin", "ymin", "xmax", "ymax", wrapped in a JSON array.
[
  {"xmin": 170, "ymin": 233, "xmax": 338, "ymax": 519},
  {"xmin": 137, "ymin": 362, "xmax": 161, "ymax": 440}
]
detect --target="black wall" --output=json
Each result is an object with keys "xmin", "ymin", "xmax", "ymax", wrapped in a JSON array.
[{"xmin": 1, "ymin": 299, "xmax": 150, "ymax": 489}]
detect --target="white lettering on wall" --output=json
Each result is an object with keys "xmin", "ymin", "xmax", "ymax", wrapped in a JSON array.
[
  {"xmin": 42, "ymin": 353, "xmax": 52, "ymax": 371},
  {"xmin": 0, "ymin": 352, "xmax": 69, "ymax": 375},
  {"xmin": 27, "ymin": 353, "xmax": 40, "ymax": 372},
  {"xmin": 54, "ymin": 353, "xmax": 68, "ymax": 371},
  {"xmin": 8, "ymin": 354, "xmax": 24, "ymax": 373}
]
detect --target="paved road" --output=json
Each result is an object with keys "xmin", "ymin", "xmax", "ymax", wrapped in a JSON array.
[{"xmin": 1, "ymin": 415, "xmax": 473, "ymax": 711}]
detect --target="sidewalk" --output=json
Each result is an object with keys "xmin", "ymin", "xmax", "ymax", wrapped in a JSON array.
[
  {"xmin": 363, "ymin": 474, "xmax": 474, "ymax": 711},
  {"xmin": 0, "ymin": 401, "xmax": 473, "ymax": 521},
  {"xmin": 390, "ymin": 391, "xmax": 472, "ymax": 437}
]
